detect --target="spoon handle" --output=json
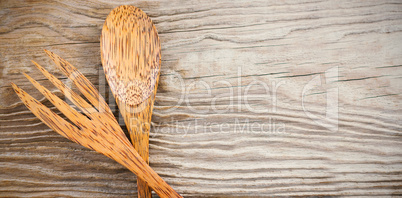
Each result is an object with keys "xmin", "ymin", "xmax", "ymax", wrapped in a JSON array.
[
  {"xmin": 127, "ymin": 110, "xmax": 153, "ymax": 198},
  {"xmin": 112, "ymin": 132, "xmax": 182, "ymax": 198}
]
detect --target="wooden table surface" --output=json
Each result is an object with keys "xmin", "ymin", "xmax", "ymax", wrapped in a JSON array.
[{"xmin": 1, "ymin": 0, "xmax": 401, "ymax": 197}]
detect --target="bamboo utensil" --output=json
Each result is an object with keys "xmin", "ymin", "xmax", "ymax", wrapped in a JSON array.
[
  {"xmin": 11, "ymin": 50, "xmax": 182, "ymax": 198},
  {"xmin": 101, "ymin": 5, "xmax": 161, "ymax": 197}
]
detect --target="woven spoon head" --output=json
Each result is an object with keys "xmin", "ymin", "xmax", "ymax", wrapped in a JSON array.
[{"xmin": 101, "ymin": 5, "xmax": 161, "ymax": 107}]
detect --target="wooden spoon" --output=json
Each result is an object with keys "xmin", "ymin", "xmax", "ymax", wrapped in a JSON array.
[{"xmin": 100, "ymin": 5, "xmax": 161, "ymax": 198}]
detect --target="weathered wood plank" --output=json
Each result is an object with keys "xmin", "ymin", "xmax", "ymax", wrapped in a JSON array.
[{"xmin": 1, "ymin": 0, "xmax": 401, "ymax": 197}]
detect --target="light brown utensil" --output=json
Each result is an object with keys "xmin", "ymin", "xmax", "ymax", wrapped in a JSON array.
[
  {"xmin": 12, "ymin": 50, "xmax": 182, "ymax": 198},
  {"xmin": 100, "ymin": 5, "xmax": 161, "ymax": 197}
]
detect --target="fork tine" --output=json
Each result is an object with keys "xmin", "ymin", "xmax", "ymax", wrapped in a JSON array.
[
  {"xmin": 11, "ymin": 83, "xmax": 84, "ymax": 146},
  {"xmin": 31, "ymin": 60, "xmax": 97, "ymax": 117},
  {"xmin": 23, "ymin": 73, "xmax": 90, "ymax": 129},
  {"xmin": 44, "ymin": 49, "xmax": 111, "ymax": 114},
  {"xmin": 32, "ymin": 60, "xmax": 126, "ymax": 139}
]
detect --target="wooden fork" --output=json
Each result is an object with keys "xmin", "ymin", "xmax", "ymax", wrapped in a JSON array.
[{"xmin": 11, "ymin": 50, "xmax": 182, "ymax": 198}]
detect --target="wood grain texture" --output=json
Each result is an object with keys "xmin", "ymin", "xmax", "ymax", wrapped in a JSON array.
[{"xmin": 0, "ymin": 0, "xmax": 401, "ymax": 197}]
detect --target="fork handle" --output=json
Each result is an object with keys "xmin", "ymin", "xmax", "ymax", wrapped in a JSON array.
[{"xmin": 112, "ymin": 139, "xmax": 182, "ymax": 198}]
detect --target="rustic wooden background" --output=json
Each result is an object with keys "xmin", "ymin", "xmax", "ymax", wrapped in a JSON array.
[{"xmin": 1, "ymin": 0, "xmax": 401, "ymax": 197}]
